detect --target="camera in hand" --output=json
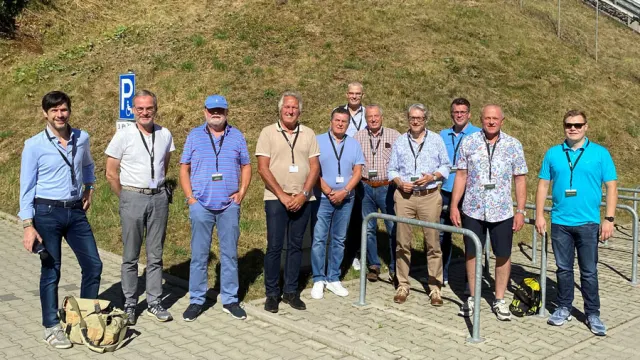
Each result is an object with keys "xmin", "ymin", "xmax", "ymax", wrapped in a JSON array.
[{"xmin": 32, "ymin": 242, "xmax": 49, "ymax": 261}]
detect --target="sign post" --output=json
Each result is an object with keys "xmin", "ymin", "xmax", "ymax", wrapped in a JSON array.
[{"xmin": 117, "ymin": 73, "xmax": 136, "ymax": 131}]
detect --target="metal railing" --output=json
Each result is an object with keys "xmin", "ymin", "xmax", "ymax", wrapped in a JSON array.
[{"xmin": 355, "ymin": 213, "xmax": 485, "ymax": 344}]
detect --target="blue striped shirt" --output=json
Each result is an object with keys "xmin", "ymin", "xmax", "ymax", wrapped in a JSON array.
[
  {"xmin": 180, "ymin": 124, "xmax": 250, "ymax": 211},
  {"xmin": 19, "ymin": 126, "xmax": 96, "ymax": 220}
]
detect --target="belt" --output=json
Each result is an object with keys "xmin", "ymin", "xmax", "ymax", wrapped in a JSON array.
[
  {"xmin": 34, "ymin": 198, "xmax": 83, "ymax": 209},
  {"xmin": 363, "ymin": 180, "xmax": 391, "ymax": 188},
  {"xmin": 411, "ymin": 187, "xmax": 439, "ymax": 196},
  {"xmin": 122, "ymin": 185, "xmax": 163, "ymax": 195}
]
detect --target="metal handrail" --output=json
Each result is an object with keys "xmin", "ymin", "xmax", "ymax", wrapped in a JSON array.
[{"xmin": 356, "ymin": 213, "xmax": 485, "ymax": 344}]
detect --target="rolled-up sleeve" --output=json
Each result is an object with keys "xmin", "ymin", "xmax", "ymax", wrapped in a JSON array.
[
  {"xmin": 436, "ymin": 137, "xmax": 451, "ymax": 179},
  {"xmin": 19, "ymin": 140, "xmax": 37, "ymax": 220}
]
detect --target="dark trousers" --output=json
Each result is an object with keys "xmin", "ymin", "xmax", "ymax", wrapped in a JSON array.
[
  {"xmin": 264, "ymin": 200, "xmax": 312, "ymax": 297},
  {"xmin": 34, "ymin": 204, "xmax": 103, "ymax": 328},
  {"xmin": 439, "ymin": 190, "xmax": 454, "ymax": 282},
  {"xmin": 551, "ymin": 223, "xmax": 601, "ymax": 316}
]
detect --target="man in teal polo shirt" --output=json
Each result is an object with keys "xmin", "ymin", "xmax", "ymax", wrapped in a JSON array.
[{"xmin": 535, "ymin": 109, "xmax": 617, "ymax": 336}]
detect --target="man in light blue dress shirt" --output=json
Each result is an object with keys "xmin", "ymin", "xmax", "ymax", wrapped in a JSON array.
[
  {"xmin": 19, "ymin": 91, "xmax": 102, "ymax": 349},
  {"xmin": 439, "ymin": 98, "xmax": 480, "ymax": 285},
  {"xmin": 388, "ymin": 103, "xmax": 450, "ymax": 306}
]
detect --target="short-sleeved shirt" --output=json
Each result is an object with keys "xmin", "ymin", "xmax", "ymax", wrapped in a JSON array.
[
  {"xmin": 439, "ymin": 123, "xmax": 481, "ymax": 192},
  {"xmin": 316, "ymin": 132, "xmax": 365, "ymax": 198},
  {"xmin": 457, "ymin": 131, "xmax": 528, "ymax": 223},
  {"xmin": 255, "ymin": 122, "xmax": 321, "ymax": 201},
  {"xmin": 342, "ymin": 104, "xmax": 366, "ymax": 137},
  {"xmin": 387, "ymin": 130, "xmax": 451, "ymax": 191},
  {"xmin": 180, "ymin": 124, "xmax": 250, "ymax": 211},
  {"xmin": 354, "ymin": 127, "xmax": 401, "ymax": 181},
  {"xmin": 539, "ymin": 138, "xmax": 617, "ymax": 226},
  {"xmin": 105, "ymin": 124, "xmax": 175, "ymax": 188}
]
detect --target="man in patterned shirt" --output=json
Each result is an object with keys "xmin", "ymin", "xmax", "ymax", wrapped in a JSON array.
[
  {"xmin": 388, "ymin": 103, "xmax": 451, "ymax": 305},
  {"xmin": 450, "ymin": 105, "xmax": 528, "ymax": 321},
  {"xmin": 354, "ymin": 105, "xmax": 401, "ymax": 283}
]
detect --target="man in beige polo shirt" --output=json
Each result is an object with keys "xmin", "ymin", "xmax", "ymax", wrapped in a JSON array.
[{"xmin": 256, "ymin": 91, "xmax": 320, "ymax": 313}]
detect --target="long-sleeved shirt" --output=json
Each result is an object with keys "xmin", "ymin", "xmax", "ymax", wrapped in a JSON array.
[
  {"xmin": 388, "ymin": 130, "xmax": 451, "ymax": 190},
  {"xmin": 19, "ymin": 126, "xmax": 96, "ymax": 220}
]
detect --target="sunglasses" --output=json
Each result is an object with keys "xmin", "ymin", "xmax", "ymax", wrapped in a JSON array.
[{"xmin": 564, "ymin": 122, "xmax": 586, "ymax": 130}]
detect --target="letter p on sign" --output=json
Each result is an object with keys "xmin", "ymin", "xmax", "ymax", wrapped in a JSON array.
[{"xmin": 119, "ymin": 73, "xmax": 136, "ymax": 120}]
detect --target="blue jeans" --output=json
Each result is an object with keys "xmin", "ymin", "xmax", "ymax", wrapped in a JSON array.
[
  {"xmin": 34, "ymin": 204, "xmax": 103, "ymax": 328},
  {"xmin": 551, "ymin": 223, "xmax": 600, "ymax": 316},
  {"xmin": 361, "ymin": 182, "xmax": 396, "ymax": 273},
  {"xmin": 189, "ymin": 201, "xmax": 240, "ymax": 305},
  {"xmin": 264, "ymin": 200, "xmax": 312, "ymax": 297},
  {"xmin": 311, "ymin": 196, "xmax": 354, "ymax": 282},
  {"xmin": 439, "ymin": 190, "xmax": 454, "ymax": 282}
]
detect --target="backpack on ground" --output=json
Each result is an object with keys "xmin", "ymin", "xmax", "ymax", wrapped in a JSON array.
[
  {"xmin": 509, "ymin": 277, "xmax": 542, "ymax": 317},
  {"xmin": 58, "ymin": 296, "xmax": 129, "ymax": 353}
]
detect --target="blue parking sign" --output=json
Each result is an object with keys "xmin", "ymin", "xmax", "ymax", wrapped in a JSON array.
[{"xmin": 119, "ymin": 73, "xmax": 136, "ymax": 120}]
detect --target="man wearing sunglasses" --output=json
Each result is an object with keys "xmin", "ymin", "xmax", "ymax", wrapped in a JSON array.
[{"xmin": 535, "ymin": 110, "xmax": 617, "ymax": 336}]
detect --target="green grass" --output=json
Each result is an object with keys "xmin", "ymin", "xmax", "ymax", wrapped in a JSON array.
[{"xmin": 1, "ymin": 0, "xmax": 639, "ymax": 300}]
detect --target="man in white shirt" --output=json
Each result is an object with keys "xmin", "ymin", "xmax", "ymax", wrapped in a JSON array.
[{"xmin": 105, "ymin": 90, "xmax": 175, "ymax": 325}]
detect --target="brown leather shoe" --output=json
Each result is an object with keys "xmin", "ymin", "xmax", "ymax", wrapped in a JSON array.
[
  {"xmin": 429, "ymin": 288, "xmax": 443, "ymax": 307},
  {"xmin": 366, "ymin": 266, "xmax": 380, "ymax": 282},
  {"xmin": 393, "ymin": 287, "xmax": 409, "ymax": 304}
]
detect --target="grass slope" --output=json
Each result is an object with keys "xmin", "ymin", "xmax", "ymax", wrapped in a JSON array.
[{"xmin": 0, "ymin": 0, "xmax": 639, "ymax": 300}]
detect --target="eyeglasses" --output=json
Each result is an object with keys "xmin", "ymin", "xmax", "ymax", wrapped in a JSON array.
[
  {"xmin": 452, "ymin": 111, "xmax": 468, "ymax": 115},
  {"xmin": 564, "ymin": 122, "xmax": 586, "ymax": 130},
  {"xmin": 347, "ymin": 92, "xmax": 363, "ymax": 97},
  {"xmin": 409, "ymin": 116, "xmax": 425, "ymax": 122},
  {"xmin": 134, "ymin": 106, "xmax": 155, "ymax": 113}
]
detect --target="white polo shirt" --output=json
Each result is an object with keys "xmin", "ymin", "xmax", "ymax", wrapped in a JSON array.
[{"xmin": 105, "ymin": 124, "xmax": 175, "ymax": 188}]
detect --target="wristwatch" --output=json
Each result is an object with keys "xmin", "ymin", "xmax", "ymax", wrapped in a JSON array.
[
  {"xmin": 303, "ymin": 190, "xmax": 310, "ymax": 199},
  {"xmin": 185, "ymin": 196, "xmax": 195, "ymax": 204},
  {"xmin": 516, "ymin": 209, "xmax": 527, "ymax": 216},
  {"xmin": 605, "ymin": 216, "xmax": 615, "ymax": 223}
]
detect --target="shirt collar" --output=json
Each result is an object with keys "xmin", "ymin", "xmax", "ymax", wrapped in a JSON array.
[
  {"xmin": 450, "ymin": 123, "xmax": 474, "ymax": 135},
  {"xmin": 45, "ymin": 125, "xmax": 76, "ymax": 140},
  {"xmin": 368, "ymin": 127, "xmax": 384, "ymax": 137},
  {"xmin": 345, "ymin": 104, "xmax": 364, "ymax": 115},
  {"xmin": 276, "ymin": 121, "xmax": 301, "ymax": 133},
  {"xmin": 203, "ymin": 123, "xmax": 232, "ymax": 136},
  {"xmin": 562, "ymin": 137, "xmax": 590, "ymax": 151}
]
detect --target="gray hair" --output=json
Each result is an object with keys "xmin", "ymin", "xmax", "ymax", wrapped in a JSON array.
[
  {"xmin": 406, "ymin": 103, "xmax": 429, "ymax": 120},
  {"xmin": 365, "ymin": 104, "xmax": 383, "ymax": 116},
  {"xmin": 132, "ymin": 89, "xmax": 158, "ymax": 110},
  {"xmin": 278, "ymin": 91, "xmax": 303, "ymax": 113},
  {"xmin": 347, "ymin": 82, "xmax": 364, "ymax": 91},
  {"xmin": 481, "ymin": 104, "xmax": 504, "ymax": 119}
]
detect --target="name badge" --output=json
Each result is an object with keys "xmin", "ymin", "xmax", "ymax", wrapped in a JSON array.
[
  {"xmin": 368, "ymin": 169, "xmax": 378, "ymax": 178},
  {"xmin": 450, "ymin": 166, "xmax": 458, "ymax": 172},
  {"xmin": 212, "ymin": 173, "xmax": 223, "ymax": 181},
  {"xmin": 71, "ymin": 190, "xmax": 78, "ymax": 197},
  {"xmin": 149, "ymin": 179, "xmax": 158, "ymax": 189},
  {"xmin": 483, "ymin": 182, "xmax": 496, "ymax": 190},
  {"xmin": 289, "ymin": 165, "xmax": 299, "ymax": 173},
  {"xmin": 336, "ymin": 176, "xmax": 345, "ymax": 184},
  {"xmin": 565, "ymin": 189, "xmax": 577, "ymax": 197},
  {"xmin": 410, "ymin": 176, "xmax": 419, "ymax": 182}
]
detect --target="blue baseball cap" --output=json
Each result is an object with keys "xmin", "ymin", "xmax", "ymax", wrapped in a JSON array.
[{"xmin": 204, "ymin": 95, "xmax": 228, "ymax": 109}]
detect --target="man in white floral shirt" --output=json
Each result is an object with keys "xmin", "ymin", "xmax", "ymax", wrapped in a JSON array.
[{"xmin": 450, "ymin": 105, "xmax": 527, "ymax": 321}]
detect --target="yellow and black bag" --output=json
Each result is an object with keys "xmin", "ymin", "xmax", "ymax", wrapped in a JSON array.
[
  {"xmin": 58, "ymin": 296, "xmax": 128, "ymax": 353},
  {"xmin": 509, "ymin": 278, "xmax": 542, "ymax": 317}
]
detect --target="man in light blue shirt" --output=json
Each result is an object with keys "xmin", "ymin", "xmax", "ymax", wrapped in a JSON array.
[
  {"xmin": 535, "ymin": 110, "xmax": 617, "ymax": 336},
  {"xmin": 19, "ymin": 91, "xmax": 102, "ymax": 349},
  {"xmin": 310, "ymin": 107, "xmax": 365, "ymax": 300},
  {"xmin": 388, "ymin": 103, "xmax": 450, "ymax": 306},
  {"xmin": 439, "ymin": 98, "xmax": 480, "ymax": 285}
]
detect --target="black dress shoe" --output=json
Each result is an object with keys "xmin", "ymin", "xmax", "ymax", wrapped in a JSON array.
[
  {"xmin": 282, "ymin": 292, "xmax": 306, "ymax": 310},
  {"xmin": 264, "ymin": 296, "xmax": 279, "ymax": 313}
]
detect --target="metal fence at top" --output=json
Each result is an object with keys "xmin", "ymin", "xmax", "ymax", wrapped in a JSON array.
[{"xmin": 355, "ymin": 213, "xmax": 486, "ymax": 344}]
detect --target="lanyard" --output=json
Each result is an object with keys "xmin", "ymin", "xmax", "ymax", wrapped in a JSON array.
[
  {"xmin": 449, "ymin": 130, "xmax": 465, "ymax": 165},
  {"xmin": 347, "ymin": 105, "xmax": 363, "ymax": 131},
  {"xmin": 328, "ymin": 132, "xmax": 346, "ymax": 176},
  {"xmin": 138, "ymin": 128, "xmax": 155, "ymax": 180},
  {"xmin": 485, "ymin": 139, "xmax": 498, "ymax": 181},
  {"xmin": 45, "ymin": 127, "xmax": 77, "ymax": 187},
  {"xmin": 564, "ymin": 139, "xmax": 590, "ymax": 188},
  {"xmin": 368, "ymin": 128, "xmax": 383, "ymax": 169},
  {"xmin": 407, "ymin": 132, "xmax": 426, "ymax": 173},
  {"xmin": 279, "ymin": 123, "xmax": 300, "ymax": 165},
  {"xmin": 206, "ymin": 127, "xmax": 226, "ymax": 172}
]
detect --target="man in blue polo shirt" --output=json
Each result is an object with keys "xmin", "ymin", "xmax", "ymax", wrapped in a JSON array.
[
  {"xmin": 439, "ymin": 97, "xmax": 480, "ymax": 285},
  {"xmin": 310, "ymin": 107, "xmax": 364, "ymax": 299},
  {"xmin": 535, "ymin": 109, "xmax": 617, "ymax": 336},
  {"xmin": 179, "ymin": 95, "xmax": 252, "ymax": 321}
]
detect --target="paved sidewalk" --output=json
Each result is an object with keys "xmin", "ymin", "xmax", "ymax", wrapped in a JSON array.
[{"xmin": 1, "ymin": 211, "xmax": 640, "ymax": 359}]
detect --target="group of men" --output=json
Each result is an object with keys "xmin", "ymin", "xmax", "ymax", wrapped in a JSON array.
[{"xmin": 19, "ymin": 85, "xmax": 617, "ymax": 349}]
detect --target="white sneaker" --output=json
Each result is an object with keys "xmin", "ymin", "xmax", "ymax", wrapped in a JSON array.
[
  {"xmin": 326, "ymin": 281, "xmax": 349, "ymax": 297},
  {"xmin": 310, "ymin": 281, "xmax": 325, "ymax": 299},
  {"xmin": 458, "ymin": 297, "xmax": 474, "ymax": 317},
  {"xmin": 352, "ymin": 258, "xmax": 361, "ymax": 271}
]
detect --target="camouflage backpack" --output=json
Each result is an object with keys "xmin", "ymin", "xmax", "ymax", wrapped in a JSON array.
[{"xmin": 509, "ymin": 278, "xmax": 542, "ymax": 317}]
